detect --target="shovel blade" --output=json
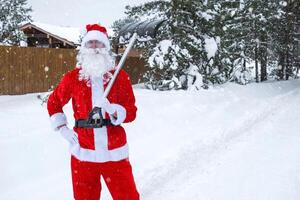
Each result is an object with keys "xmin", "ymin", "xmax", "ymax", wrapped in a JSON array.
[{"xmin": 119, "ymin": 19, "xmax": 165, "ymax": 41}]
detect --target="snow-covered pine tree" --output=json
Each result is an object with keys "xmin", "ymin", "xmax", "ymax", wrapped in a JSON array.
[
  {"xmin": 272, "ymin": 0, "xmax": 300, "ymax": 80},
  {"xmin": 124, "ymin": 0, "xmax": 169, "ymax": 21},
  {"xmin": 209, "ymin": 0, "xmax": 249, "ymax": 84},
  {"xmin": 123, "ymin": 0, "xmax": 222, "ymax": 90},
  {"xmin": 148, "ymin": 0, "xmax": 210, "ymax": 90},
  {"xmin": 292, "ymin": 1, "xmax": 300, "ymax": 78},
  {"xmin": 255, "ymin": 0, "xmax": 288, "ymax": 82},
  {"xmin": 116, "ymin": 0, "xmax": 299, "ymax": 89},
  {"xmin": 230, "ymin": 0, "xmax": 278, "ymax": 82},
  {"xmin": 115, "ymin": 1, "xmax": 172, "ymax": 90},
  {"xmin": 0, "ymin": 0, "xmax": 32, "ymax": 45},
  {"xmin": 237, "ymin": 0, "xmax": 263, "ymax": 82},
  {"xmin": 223, "ymin": 0, "xmax": 300, "ymax": 82}
]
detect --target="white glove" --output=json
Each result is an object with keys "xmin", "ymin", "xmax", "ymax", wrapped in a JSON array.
[
  {"xmin": 99, "ymin": 97, "xmax": 115, "ymax": 114},
  {"xmin": 59, "ymin": 126, "xmax": 79, "ymax": 145},
  {"xmin": 100, "ymin": 98, "xmax": 126, "ymax": 125}
]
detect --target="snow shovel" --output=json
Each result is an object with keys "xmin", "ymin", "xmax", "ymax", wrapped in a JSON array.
[
  {"xmin": 104, "ymin": 19, "xmax": 166, "ymax": 97},
  {"xmin": 76, "ymin": 19, "xmax": 165, "ymax": 128}
]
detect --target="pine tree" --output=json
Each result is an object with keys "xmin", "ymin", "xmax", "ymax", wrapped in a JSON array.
[
  {"xmin": 115, "ymin": 1, "xmax": 172, "ymax": 90},
  {"xmin": 210, "ymin": 0, "xmax": 248, "ymax": 84},
  {"xmin": 273, "ymin": 0, "xmax": 300, "ymax": 80},
  {"xmin": 230, "ymin": 0, "xmax": 282, "ymax": 82},
  {"xmin": 116, "ymin": 0, "xmax": 300, "ymax": 89},
  {"xmin": 122, "ymin": 0, "xmax": 221, "ymax": 90},
  {"xmin": 292, "ymin": 1, "xmax": 300, "ymax": 78},
  {"xmin": 0, "ymin": 0, "xmax": 32, "ymax": 45}
]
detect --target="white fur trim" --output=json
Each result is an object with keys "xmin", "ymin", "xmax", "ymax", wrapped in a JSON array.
[
  {"xmin": 69, "ymin": 76, "xmax": 128, "ymax": 162},
  {"xmin": 50, "ymin": 113, "xmax": 67, "ymax": 131},
  {"xmin": 70, "ymin": 143, "xmax": 129, "ymax": 163},
  {"xmin": 81, "ymin": 30, "xmax": 110, "ymax": 50},
  {"xmin": 109, "ymin": 104, "xmax": 126, "ymax": 125}
]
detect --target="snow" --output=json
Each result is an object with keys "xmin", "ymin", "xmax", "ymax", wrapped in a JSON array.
[
  {"xmin": 187, "ymin": 64, "xmax": 204, "ymax": 90},
  {"xmin": 199, "ymin": 11, "xmax": 213, "ymax": 21},
  {"xmin": 148, "ymin": 39, "xmax": 177, "ymax": 69},
  {"xmin": 158, "ymin": 40, "xmax": 173, "ymax": 54},
  {"xmin": 1, "ymin": 79, "xmax": 300, "ymax": 199},
  {"xmin": 280, "ymin": 1, "xmax": 288, "ymax": 7},
  {"xmin": 204, "ymin": 37, "xmax": 218, "ymax": 59},
  {"xmin": 31, "ymin": 22, "xmax": 81, "ymax": 44}
]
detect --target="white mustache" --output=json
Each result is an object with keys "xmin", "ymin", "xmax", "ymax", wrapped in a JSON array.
[
  {"xmin": 80, "ymin": 47, "xmax": 108, "ymax": 55},
  {"xmin": 76, "ymin": 47, "xmax": 115, "ymax": 81}
]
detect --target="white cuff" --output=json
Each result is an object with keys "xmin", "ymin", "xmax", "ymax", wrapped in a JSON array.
[
  {"xmin": 109, "ymin": 104, "xmax": 126, "ymax": 125},
  {"xmin": 50, "ymin": 113, "xmax": 67, "ymax": 131}
]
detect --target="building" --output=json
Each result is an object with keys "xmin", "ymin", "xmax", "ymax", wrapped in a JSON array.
[{"xmin": 20, "ymin": 22, "xmax": 81, "ymax": 48}]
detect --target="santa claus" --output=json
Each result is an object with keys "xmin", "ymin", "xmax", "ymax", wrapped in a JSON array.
[{"xmin": 47, "ymin": 24, "xmax": 140, "ymax": 200}]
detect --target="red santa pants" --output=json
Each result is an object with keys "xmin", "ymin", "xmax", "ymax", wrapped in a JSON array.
[{"xmin": 71, "ymin": 156, "xmax": 140, "ymax": 200}]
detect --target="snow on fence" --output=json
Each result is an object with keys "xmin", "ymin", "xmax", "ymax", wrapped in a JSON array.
[{"xmin": 0, "ymin": 45, "xmax": 146, "ymax": 95}]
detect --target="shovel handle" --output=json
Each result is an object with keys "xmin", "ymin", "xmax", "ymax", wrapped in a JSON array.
[{"xmin": 103, "ymin": 33, "xmax": 138, "ymax": 98}]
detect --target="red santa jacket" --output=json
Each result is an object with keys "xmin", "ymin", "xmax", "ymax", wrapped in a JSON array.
[{"xmin": 47, "ymin": 68, "xmax": 137, "ymax": 162}]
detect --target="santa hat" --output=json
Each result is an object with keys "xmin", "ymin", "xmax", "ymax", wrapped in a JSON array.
[{"xmin": 81, "ymin": 24, "xmax": 110, "ymax": 50}]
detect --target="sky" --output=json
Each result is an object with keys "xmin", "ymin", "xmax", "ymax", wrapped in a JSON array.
[{"xmin": 26, "ymin": 0, "xmax": 152, "ymax": 29}]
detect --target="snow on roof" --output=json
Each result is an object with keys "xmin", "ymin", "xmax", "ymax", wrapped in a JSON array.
[
  {"xmin": 31, "ymin": 22, "xmax": 81, "ymax": 45},
  {"xmin": 23, "ymin": 22, "xmax": 115, "ymax": 46}
]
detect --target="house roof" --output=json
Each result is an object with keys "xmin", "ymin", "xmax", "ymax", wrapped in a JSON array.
[
  {"xmin": 20, "ymin": 22, "xmax": 81, "ymax": 46},
  {"xmin": 20, "ymin": 22, "xmax": 115, "ymax": 46}
]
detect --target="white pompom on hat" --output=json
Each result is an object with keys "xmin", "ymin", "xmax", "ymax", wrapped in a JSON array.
[{"xmin": 81, "ymin": 24, "xmax": 110, "ymax": 50}]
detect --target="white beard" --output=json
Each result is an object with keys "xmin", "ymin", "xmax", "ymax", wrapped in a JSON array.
[{"xmin": 77, "ymin": 47, "xmax": 115, "ymax": 81}]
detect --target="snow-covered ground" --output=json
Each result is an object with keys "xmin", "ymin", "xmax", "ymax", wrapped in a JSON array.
[{"xmin": 1, "ymin": 80, "xmax": 300, "ymax": 200}]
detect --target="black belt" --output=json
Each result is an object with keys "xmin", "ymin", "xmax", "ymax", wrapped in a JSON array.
[{"xmin": 75, "ymin": 118, "xmax": 113, "ymax": 128}]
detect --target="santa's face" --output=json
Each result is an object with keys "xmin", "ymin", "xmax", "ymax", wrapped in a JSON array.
[
  {"xmin": 77, "ymin": 40, "xmax": 115, "ymax": 81},
  {"xmin": 86, "ymin": 40, "xmax": 106, "ymax": 49}
]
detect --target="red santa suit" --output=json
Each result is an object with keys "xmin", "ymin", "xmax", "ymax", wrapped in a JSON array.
[{"xmin": 47, "ymin": 24, "xmax": 139, "ymax": 200}]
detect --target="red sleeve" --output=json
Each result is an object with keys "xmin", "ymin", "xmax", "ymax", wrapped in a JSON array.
[
  {"xmin": 47, "ymin": 72, "xmax": 73, "ymax": 130},
  {"xmin": 117, "ymin": 70, "xmax": 137, "ymax": 123}
]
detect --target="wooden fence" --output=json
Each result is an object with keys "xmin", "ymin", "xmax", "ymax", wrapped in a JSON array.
[{"xmin": 0, "ymin": 46, "xmax": 146, "ymax": 95}]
